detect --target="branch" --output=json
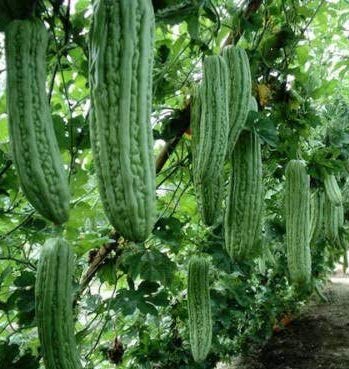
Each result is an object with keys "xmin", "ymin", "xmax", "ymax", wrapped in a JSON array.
[
  {"xmin": 156, "ymin": 106, "xmax": 191, "ymax": 174},
  {"xmin": 156, "ymin": 155, "xmax": 189, "ymax": 189},
  {"xmin": 300, "ymin": 0, "xmax": 325, "ymax": 35},
  {"xmin": 245, "ymin": 0, "xmax": 263, "ymax": 18},
  {"xmin": 48, "ymin": 62, "xmax": 59, "ymax": 103},
  {"xmin": 154, "ymin": 1, "xmax": 197, "ymax": 23},
  {"xmin": 223, "ymin": 0, "xmax": 264, "ymax": 47},
  {"xmin": 0, "ymin": 211, "xmax": 35, "ymax": 241},
  {"xmin": 156, "ymin": 132, "xmax": 188, "ymax": 174},
  {"xmin": 0, "ymin": 256, "xmax": 36, "ymax": 270},
  {"xmin": 77, "ymin": 233, "xmax": 121, "ymax": 299}
]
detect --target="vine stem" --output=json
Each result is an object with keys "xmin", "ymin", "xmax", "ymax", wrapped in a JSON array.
[
  {"xmin": 77, "ymin": 234, "xmax": 121, "ymax": 300},
  {"xmin": 0, "ymin": 256, "xmax": 36, "ymax": 270},
  {"xmin": 84, "ymin": 285, "xmax": 117, "ymax": 361},
  {"xmin": 0, "ymin": 211, "xmax": 35, "ymax": 241}
]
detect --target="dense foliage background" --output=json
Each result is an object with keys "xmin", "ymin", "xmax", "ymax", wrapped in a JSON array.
[{"xmin": 1, "ymin": 0, "xmax": 349, "ymax": 368}]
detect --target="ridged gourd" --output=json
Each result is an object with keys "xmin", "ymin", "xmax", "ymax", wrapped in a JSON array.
[
  {"xmin": 35, "ymin": 238, "xmax": 83, "ymax": 369},
  {"xmin": 89, "ymin": 0, "xmax": 156, "ymax": 242},
  {"xmin": 187, "ymin": 255, "xmax": 212, "ymax": 363},
  {"xmin": 285, "ymin": 160, "xmax": 311, "ymax": 285},
  {"xmin": 342, "ymin": 177, "xmax": 349, "ymax": 206},
  {"xmin": 224, "ymin": 96, "xmax": 263, "ymax": 261},
  {"xmin": 324, "ymin": 174, "xmax": 342, "ymax": 206},
  {"xmin": 324, "ymin": 193, "xmax": 344, "ymax": 243},
  {"xmin": 222, "ymin": 46, "xmax": 252, "ymax": 156},
  {"xmin": 5, "ymin": 19, "xmax": 70, "ymax": 224},
  {"xmin": 191, "ymin": 55, "xmax": 229, "ymax": 226},
  {"xmin": 310, "ymin": 190, "xmax": 325, "ymax": 244},
  {"xmin": 224, "ymin": 129, "xmax": 263, "ymax": 261}
]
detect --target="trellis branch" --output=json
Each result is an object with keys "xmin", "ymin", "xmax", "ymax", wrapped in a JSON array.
[
  {"xmin": 77, "ymin": 233, "xmax": 121, "ymax": 298},
  {"xmin": 155, "ymin": 107, "xmax": 191, "ymax": 174},
  {"xmin": 0, "ymin": 256, "xmax": 36, "ymax": 270}
]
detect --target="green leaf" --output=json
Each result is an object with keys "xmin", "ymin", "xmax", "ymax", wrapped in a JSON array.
[
  {"xmin": 15, "ymin": 352, "xmax": 40, "ymax": 369},
  {"xmin": 153, "ymin": 216, "xmax": 183, "ymax": 246},
  {"xmin": 16, "ymin": 288, "xmax": 35, "ymax": 326},
  {"xmin": 137, "ymin": 280, "xmax": 160, "ymax": 295},
  {"xmin": 139, "ymin": 250, "xmax": 176, "ymax": 286},
  {"xmin": 0, "ymin": 342, "xmax": 39, "ymax": 369},
  {"xmin": 0, "ymin": 266, "xmax": 12, "ymax": 288},
  {"xmin": 123, "ymin": 247, "xmax": 176, "ymax": 286},
  {"xmin": 98, "ymin": 259, "xmax": 118, "ymax": 285},
  {"xmin": 296, "ymin": 45, "xmax": 310, "ymax": 65},
  {"xmin": 146, "ymin": 290, "xmax": 169, "ymax": 307},
  {"xmin": 312, "ymin": 80, "xmax": 338, "ymax": 99},
  {"xmin": 52, "ymin": 115, "xmax": 69, "ymax": 150},
  {"xmin": 137, "ymin": 300, "xmax": 158, "ymax": 316},
  {"xmin": 186, "ymin": 14, "xmax": 200, "ymax": 41},
  {"xmin": 111, "ymin": 289, "xmax": 140, "ymax": 315},
  {"xmin": 0, "ymin": 118, "xmax": 8, "ymax": 144},
  {"xmin": 75, "ymin": 0, "xmax": 90, "ymax": 12},
  {"xmin": 0, "ymin": 341, "xmax": 19, "ymax": 364},
  {"xmin": 0, "ymin": 94, "xmax": 6, "ymax": 114},
  {"xmin": 255, "ymin": 115, "xmax": 279, "ymax": 147},
  {"xmin": 13, "ymin": 271, "xmax": 35, "ymax": 288}
]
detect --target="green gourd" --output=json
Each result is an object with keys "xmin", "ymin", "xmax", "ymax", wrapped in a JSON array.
[
  {"xmin": 191, "ymin": 85, "xmax": 202, "ymax": 170},
  {"xmin": 222, "ymin": 46, "xmax": 252, "ymax": 156},
  {"xmin": 342, "ymin": 177, "xmax": 349, "ymax": 206},
  {"xmin": 89, "ymin": 0, "xmax": 156, "ymax": 242},
  {"xmin": 187, "ymin": 255, "xmax": 212, "ymax": 363},
  {"xmin": 35, "ymin": 238, "xmax": 82, "ymax": 369},
  {"xmin": 285, "ymin": 160, "xmax": 311, "ymax": 285},
  {"xmin": 191, "ymin": 55, "xmax": 229, "ymax": 225},
  {"xmin": 324, "ymin": 174, "xmax": 342, "ymax": 206},
  {"xmin": 324, "ymin": 193, "xmax": 344, "ymax": 243},
  {"xmin": 224, "ymin": 128, "xmax": 263, "ymax": 261},
  {"xmin": 310, "ymin": 190, "xmax": 325, "ymax": 244},
  {"xmin": 5, "ymin": 19, "xmax": 70, "ymax": 224}
]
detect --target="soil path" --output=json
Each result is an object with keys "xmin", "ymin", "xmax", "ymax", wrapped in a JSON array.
[{"xmin": 219, "ymin": 271, "xmax": 349, "ymax": 369}]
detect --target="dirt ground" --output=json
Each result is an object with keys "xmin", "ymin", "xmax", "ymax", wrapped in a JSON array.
[{"xmin": 218, "ymin": 269, "xmax": 349, "ymax": 369}]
